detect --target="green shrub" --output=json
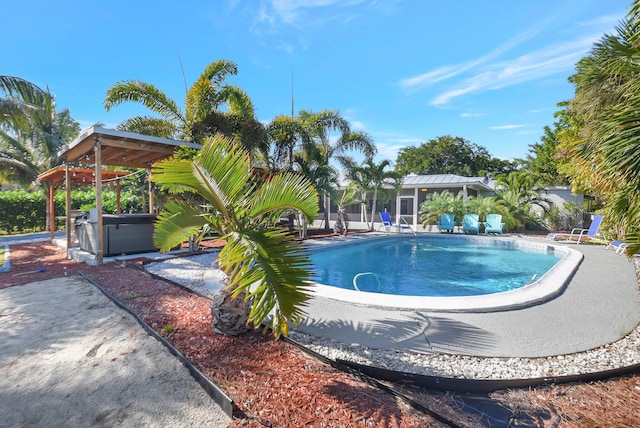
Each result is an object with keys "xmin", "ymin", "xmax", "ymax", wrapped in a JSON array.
[{"xmin": 0, "ymin": 188, "xmax": 144, "ymax": 235}]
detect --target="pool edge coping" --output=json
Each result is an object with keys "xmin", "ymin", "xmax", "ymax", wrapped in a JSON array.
[{"xmin": 305, "ymin": 233, "xmax": 583, "ymax": 312}]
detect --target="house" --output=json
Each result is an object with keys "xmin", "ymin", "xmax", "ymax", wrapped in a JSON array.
[{"xmin": 317, "ymin": 173, "xmax": 497, "ymax": 231}]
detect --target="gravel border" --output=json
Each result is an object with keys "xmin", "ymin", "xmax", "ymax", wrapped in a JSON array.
[{"xmin": 146, "ymin": 253, "xmax": 640, "ymax": 381}]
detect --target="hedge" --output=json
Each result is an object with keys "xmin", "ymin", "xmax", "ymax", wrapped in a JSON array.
[{"xmin": 0, "ymin": 189, "xmax": 143, "ymax": 235}]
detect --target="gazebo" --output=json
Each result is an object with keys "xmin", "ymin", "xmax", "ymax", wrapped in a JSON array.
[
  {"xmin": 38, "ymin": 166, "xmax": 132, "ymax": 240},
  {"xmin": 58, "ymin": 125, "xmax": 201, "ymax": 264}
]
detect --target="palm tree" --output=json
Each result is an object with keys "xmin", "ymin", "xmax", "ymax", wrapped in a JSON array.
[
  {"xmin": 559, "ymin": 2, "xmax": 640, "ymax": 254},
  {"xmin": 104, "ymin": 59, "xmax": 267, "ymax": 160},
  {"xmin": 493, "ymin": 171, "xmax": 551, "ymax": 231},
  {"xmin": 332, "ymin": 182, "xmax": 361, "ymax": 235},
  {"xmin": 299, "ymin": 110, "xmax": 376, "ymax": 230},
  {"xmin": 418, "ymin": 190, "xmax": 465, "ymax": 228},
  {"xmin": 266, "ymin": 115, "xmax": 311, "ymax": 171},
  {"xmin": 0, "ymin": 76, "xmax": 79, "ymax": 184},
  {"xmin": 0, "ymin": 76, "xmax": 80, "ymax": 229},
  {"xmin": 150, "ymin": 134, "xmax": 319, "ymax": 338},
  {"xmin": 348, "ymin": 159, "xmax": 401, "ymax": 231}
]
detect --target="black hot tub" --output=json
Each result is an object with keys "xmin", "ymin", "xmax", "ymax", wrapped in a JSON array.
[{"xmin": 76, "ymin": 213, "xmax": 158, "ymax": 256}]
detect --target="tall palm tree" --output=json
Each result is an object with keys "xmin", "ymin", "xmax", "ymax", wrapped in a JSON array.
[
  {"xmin": 348, "ymin": 159, "xmax": 401, "ymax": 231},
  {"xmin": 0, "ymin": 76, "xmax": 79, "ymax": 185},
  {"xmin": 151, "ymin": 134, "xmax": 319, "ymax": 338},
  {"xmin": 298, "ymin": 109, "xmax": 376, "ymax": 230},
  {"xmin": 559, "ymin": 1, "xmax": 640, "ymax": 254},
  {"xmin": 0, "ymin": 76, "xmax": 80, "ymax": 229},
  {"xmin": 266, "ymin": 114, "xmax": 311, "ymax": 171},
  {"xmin": 104, "ymin": 59, "xmax": 267, "ymax": 160}
]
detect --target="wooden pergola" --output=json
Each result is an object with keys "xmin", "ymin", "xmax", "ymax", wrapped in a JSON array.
[
  {"xmin": 38, "ymin": 166, "xmax": 132, "ymax": 240},
  {"xmin": 58, "ymin": 125, "xmax": 201, "ymax": 264}
]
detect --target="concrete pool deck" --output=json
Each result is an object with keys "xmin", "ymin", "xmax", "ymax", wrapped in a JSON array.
[{"xmin": 295, "ymin": 235, "xmax": 640, "ymax": 358}]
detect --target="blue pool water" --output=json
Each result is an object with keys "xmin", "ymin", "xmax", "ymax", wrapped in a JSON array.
[{"xmin": 309, "ymin": 236, "xmax": 561, "ymax": 297}]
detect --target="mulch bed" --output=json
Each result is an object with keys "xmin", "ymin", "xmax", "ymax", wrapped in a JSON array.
[{"xmin": 2, "ymin": 238, "xmax": 640, "ymax": 427}]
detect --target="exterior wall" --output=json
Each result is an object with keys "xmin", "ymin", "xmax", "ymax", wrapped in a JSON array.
[{"xmin": 535, "ymin": 186, "xmax": 584, "ymax": 229}]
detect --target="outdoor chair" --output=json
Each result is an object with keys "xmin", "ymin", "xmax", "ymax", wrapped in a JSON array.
[
  {"xmin": 436, "ymin": 213, "xmax": 455, "ymax": 233},
  {"xmin": 379, "ymin": 212, "xmax": 412, "ymax": 233},
  {"xmin": 484, "ymin": 213, "xmax": 504, "ymax": 235},
  {"xmin": 462, "ymin": 214, "xmax": 480, "ymax": 234},
  {"xmin": 607, "ymin": 240, "xmax": 630, "ymax": 255},
  {"xmin": 546, "ymin": 215, "xmax": 604, "ymax": 244}
]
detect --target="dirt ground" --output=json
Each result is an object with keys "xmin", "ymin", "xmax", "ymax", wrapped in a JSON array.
[{"xmin": 2, "ymin": 236, "xmax": 640, "ymax": 427}]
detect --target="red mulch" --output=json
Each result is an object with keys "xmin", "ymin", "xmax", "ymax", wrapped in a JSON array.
[{"xmin": 2, "ymin": 238, "xmax": 640, "ymax": 427}]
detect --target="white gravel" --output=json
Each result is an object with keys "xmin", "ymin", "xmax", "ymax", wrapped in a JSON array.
[{"xmin": 146, "ymin": 252, "xmax": 640, "ymax": 381}]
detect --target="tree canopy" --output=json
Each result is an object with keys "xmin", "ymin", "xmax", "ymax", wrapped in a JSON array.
[
  {"xmin": 394, "ymin": 135, "xmax": 515, "ymax": 177},
  {"xmin": 556, "ymin": 0, "xmax": 640, "ymax": 254}
]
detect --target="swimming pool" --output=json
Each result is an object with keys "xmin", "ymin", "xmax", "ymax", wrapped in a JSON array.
[{"xmin": 306, "ymin": 234, "xmax": 583, "ymax": 311}]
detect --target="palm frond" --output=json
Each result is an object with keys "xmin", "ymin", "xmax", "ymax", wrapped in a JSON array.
[
  {"xmin": 104, "ymin": 80, "xmax": 185, "ymax": 126},
  {"xmin": 199, "ymin": 59, "xmax": 238, "ymax": 87},
  {"xmin": 194, "ymin": 134, "xmax": 254, "ymax": 205},
  {"xmin": 117, "ymin": 116, "xmax": 179, "ymax": 139},
  {"xmin": 153, "ymin": 199, "xmax": 208, "ymax": 252},
  {"xmin": 249, "ymin": 171, "xmax": 319, "ymax": 222},
  {"xmin": 218, "ymin": 228, "xmax": 313, "ymax": 337}
]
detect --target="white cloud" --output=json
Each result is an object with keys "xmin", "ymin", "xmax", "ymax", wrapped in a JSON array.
[
  {"xmin": 429, "ymin": 34, "xmax": 599, "ymax": 107},
  {"xmin": 398, "ymin": 9, "xmax": 622, "ymax": 107},
  {"xmin": 489, "ymin": 124, "xmax": 525, "ymax": 130}
]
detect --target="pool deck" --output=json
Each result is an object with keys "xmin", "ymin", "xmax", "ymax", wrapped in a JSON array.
[{"xmin": 295, "ymin": 234, "xmax": 640, "ymax": 358}]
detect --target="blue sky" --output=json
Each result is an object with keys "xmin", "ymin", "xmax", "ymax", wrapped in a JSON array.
[{"xmin": 1, "ymin": 0, "xmax": 629, "ymax": 163}]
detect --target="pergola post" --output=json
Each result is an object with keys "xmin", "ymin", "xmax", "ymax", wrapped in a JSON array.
[
  {"xmin": 65, "ymin": 164, "xmax": 72, "ymax": 249},
  {"xmin": 95, "ymin": 136, "xmax": 103, "ymax": 264},
  {"xmin": 49, "ymin": 181, "xmax": 55, "ymax": 240},
  {"xmin": 116, "ymin": 179, "xmax": 121, "ymax": 214},
  {"xmin": 147, "ymin": 168, "xmax": 154, "ymax": 213}
]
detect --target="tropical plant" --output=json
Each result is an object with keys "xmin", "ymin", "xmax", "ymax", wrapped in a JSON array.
[
  {"xmin": 0, "ymin": 76, "xmax": 80, "ymax": 230},
  {"xmin": 0, "ymin": 76, "xmax": 80, "ymax": 185},
  {"xmin": 519, "ymin": 124, "xmax": 570, "ymax": 187},
  {"xmin": 492, "ymin": 171, "xmax": 551, "ymax": 231},
  {"xmin": 348, "ymin": 159, "xmax": 402, "ymax": 231},
  {"xmin": 150, "ymin": 134, "xmax": 319, "ymax": 338},
  {"xmin": 332, "ymin": 182, "xmax": 361, "ymax": 235},
  {"xmin": 266, "ymin": 115, "xmax": 311, "ymax": 171},
  {"xmin": 104, "ymin": 59, "xmax": 268, "ymax": 161},
  {"xmin": 556, "ymin": 1, "xmax": 640, "ymax": 254},
  {"xmin": 298, "ymin": 110, "xmax": 376, "ymax": 230},
  {"xmin": 418, "ymin": 190, "xmax": 464, "ymax": 227}
]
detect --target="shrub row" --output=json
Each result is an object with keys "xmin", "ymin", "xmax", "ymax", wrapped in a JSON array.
[{"xmin": 0, "ymin": 189, "xmax": 143, "ymax": 235}]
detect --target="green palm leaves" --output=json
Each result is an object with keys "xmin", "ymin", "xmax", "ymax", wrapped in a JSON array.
[{"xmin": 151, "ymin": 134, "xmax": 319, "ymax": 337}]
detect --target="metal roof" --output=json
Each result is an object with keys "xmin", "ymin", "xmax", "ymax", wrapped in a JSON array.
[{"xmin": 402, "ymin": 173, "xmax": 491, "ymax": 186}]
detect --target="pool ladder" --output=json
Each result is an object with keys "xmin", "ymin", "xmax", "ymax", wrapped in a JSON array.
[{"xmin": 353, "ymin": 272, "xmax": 381, "ymax": 292}]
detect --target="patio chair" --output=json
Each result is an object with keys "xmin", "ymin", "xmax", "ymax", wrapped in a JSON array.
[
  {"xmin": 607, "ymin": 240, "xmax": 630, "ymax": 255},
  {"xmin": 436, "ymin": 213, "xmax": 455, "ymax": 233},
  {"xmin": 462, "ymin": 214, "xmax": 480, "ymax": 234},
  {"xmin": 378, "ymin": 212, "xmax": 413, "ymax": 233},
  {"xmin": 546, "ymin": 214, "xmax": 604, "ymax": 244},
  {"xmin": 484, "ymin": 213, "xmax": 504, "ymax": 235}
]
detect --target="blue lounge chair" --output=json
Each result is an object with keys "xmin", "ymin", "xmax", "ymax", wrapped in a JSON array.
[
  {"xmin": 436, "ymin": 213, "xmax": 455, "ymax": 233},
  {"xmin": 462, "ymin": 214, "xmax": 480, "ymax": 234},
  {"xmin": 607, "ymin": 240, "xmax": 630, "ymax": 255},
  {"xmin": 379, "ymin": 212, "xmax": 413, "ymax": 233},
  {"xmin": 484, "ymin": 213, "xmax": 504, "ymax": 235},
  {"xmin": 546, "ymin": 214, "xmax": 604, "ymax": 244}
]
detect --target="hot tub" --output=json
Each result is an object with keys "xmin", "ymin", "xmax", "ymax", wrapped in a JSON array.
[{"xmin": 75, "ymin": 212, "xmax": 157, "ymax": 256}]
